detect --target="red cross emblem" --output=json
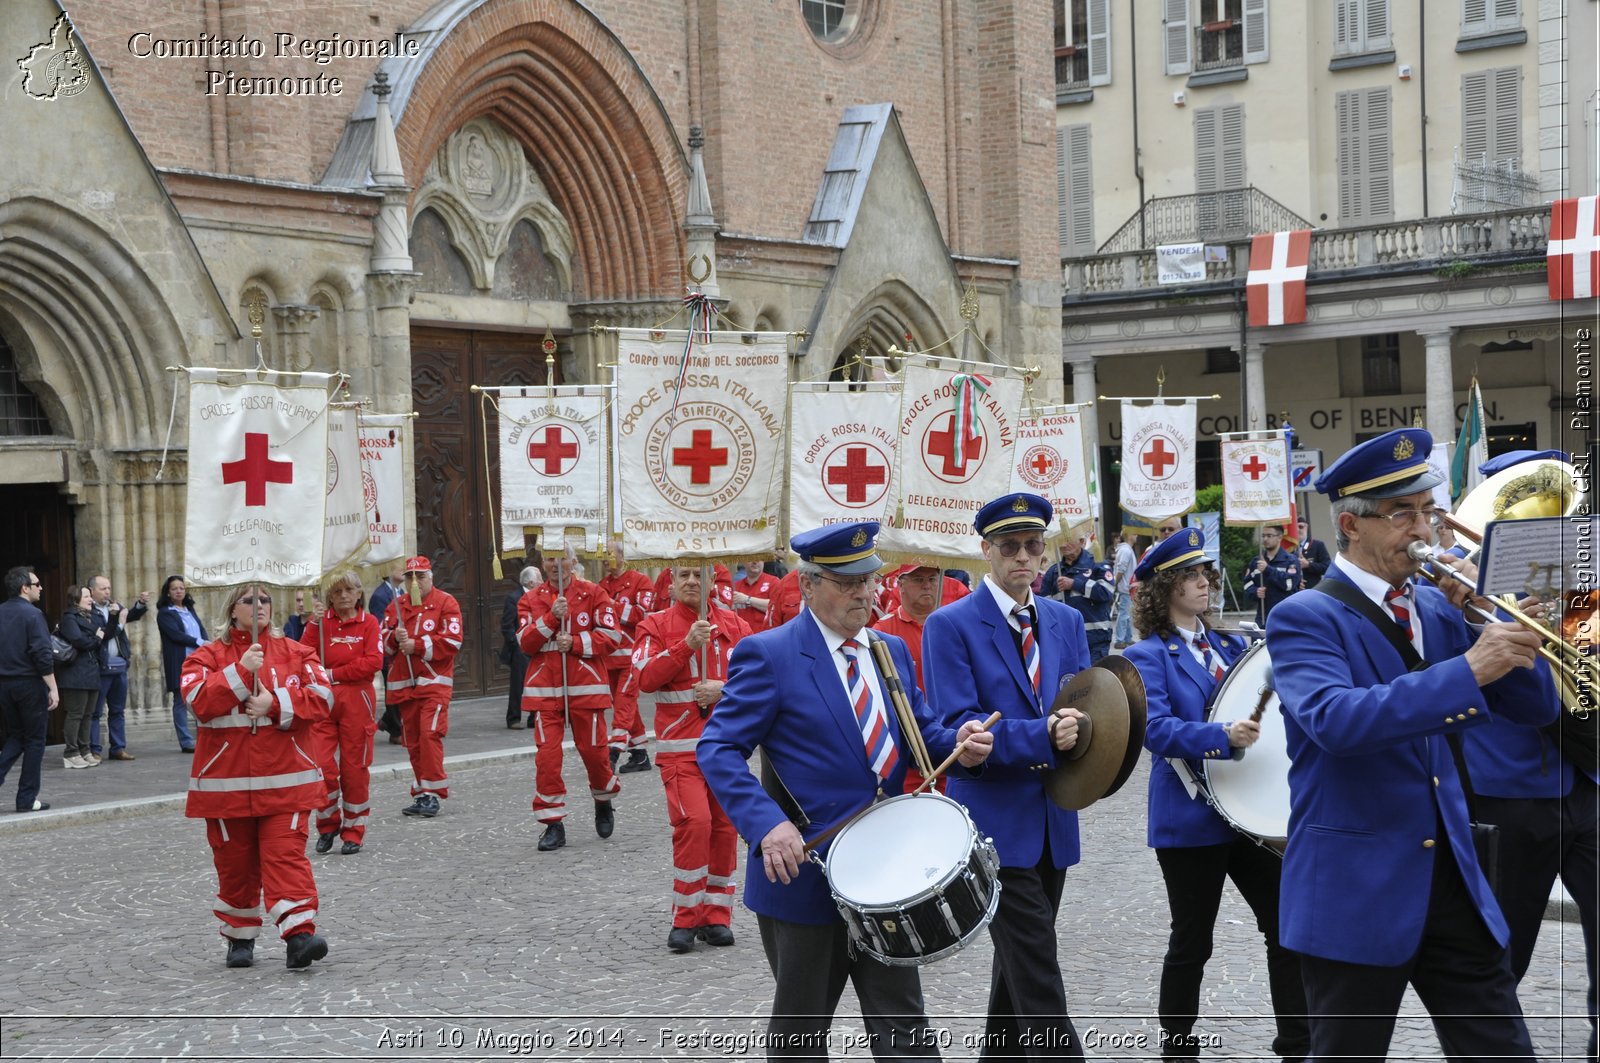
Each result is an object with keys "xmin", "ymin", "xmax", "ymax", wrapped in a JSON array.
[
  {"xmin": 1241, "ymin": 455, "xmax": 1268, "ymax": 481},
  {"xmin": 221, "ymin": 432, "xmax": 294, "ymax": 507},
  {"xmin": 924, "ymin": 414, "xmax": 983, "ymax": 482},
  {"xmin": 823, "ymin": 444, "xmax": 890, "ymax": 507},
  {"xmin": 672, "ymin": 428, "xmax": 729, "ymax": 485},
  {"xmin": 527, "ymin": 424, "xmax": 581, "ymax": 476},
  {"xmin": 1140, "ymin": 436, "xmax": 1179, "ymax": 481}
]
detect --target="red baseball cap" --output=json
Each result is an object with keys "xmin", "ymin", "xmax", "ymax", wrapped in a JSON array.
[{"xmin": 404, "ymin": 556, "xmax": 432, "ymax": 573}]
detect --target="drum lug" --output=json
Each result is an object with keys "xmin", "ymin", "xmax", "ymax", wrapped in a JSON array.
[
  {"xmin": 897, "ymin": 911, "xmax": 926, "ymax": 955},
  {"xmin": 936, "ymin": 893, "xmax": 962, "ymax": 938}
]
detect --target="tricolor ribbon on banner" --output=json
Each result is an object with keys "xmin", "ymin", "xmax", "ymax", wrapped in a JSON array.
[
  {"xmin": 950, "ymin": 372, "xmax": 991, "ymax": 466},
  {"xmin": 665, "ymin": 291, "xmax": 717, "ymax": 434}
]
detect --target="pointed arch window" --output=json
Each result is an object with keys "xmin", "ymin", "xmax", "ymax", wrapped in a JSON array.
[{"xmin": 0, "ymin": 333, "xmax": 52, "ymax": 436}]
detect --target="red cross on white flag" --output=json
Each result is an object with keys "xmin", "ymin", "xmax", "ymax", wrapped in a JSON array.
[
  {"xmin": 1120, "ymin": 399, "xmax": 1197, "ymax": 523},
  {"xmin": 1246, "ymin": 229, "xmax": 1312, "ymax": 326},
  {"xmin": 1548, "ymin": 197, "xmax": 1600, "ymax": 301},
  {"xmin": 496, "ymin": 393, "xmax": 608, "ymax": 556},
  {"xmin": 789, "ymin": 381, "xmax": 901, "ymax": 531}
]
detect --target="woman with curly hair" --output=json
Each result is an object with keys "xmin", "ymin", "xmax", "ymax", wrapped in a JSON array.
[{"xmin": 1121, "ymin": 529, "xmax": 1308, "ymax": 1061}]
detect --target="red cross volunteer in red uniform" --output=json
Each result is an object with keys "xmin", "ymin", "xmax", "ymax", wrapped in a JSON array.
[
  {"xmin": 180, "ymin": 583, "xmax": 332, "ymax": 970},
  {"xmin": 301, "ymin": 570, "xmax": 383, "ymax": 855},
  {"xmin": 597, "ymin": 540, "xmax": 656, "ymax": 774},
  {"xmin": 519, "ymin": 551, "xmax": 623, "ymax": 851},
  {"xmin": 381, "ymin": 556, "xmax": 463, "ymax": 819}
]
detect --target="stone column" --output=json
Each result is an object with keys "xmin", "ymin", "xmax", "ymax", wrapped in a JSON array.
[
  {"xmin": 1243, "ymin": 341, "xmax": 1267, "ymax": 432},
  {"xmin": 1067, "ymin": 354, "xmax": 1100, "ymax": 535},
  {"xmin": 1418, "ymin": 327, "xmax": 1456, "ymax": 444},
  {"xmin": 272, "ymin": 304, "xmax": 320, "ymax": 372}
]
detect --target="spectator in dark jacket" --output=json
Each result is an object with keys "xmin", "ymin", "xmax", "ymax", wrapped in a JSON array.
[
  {"xmin": 87, "ymin": 573, "xmax": 148, "ymax": 761},
  {"xmin": 368, "ymin": 563, "xmax": 404, "ymax": 743},
  {"xmin": 57, "ymin": 585, "xmax": 104, "ymax": 768},
  {"xmin": 0, "ymin": 565, "xmax": 58, "ymax": 811},
  {"xmin": 502, "ymin": 564, "xmax": 544, "ymax": 727},
  {"xmin": 156, "ymin": 575, "xmax": 208, "ymax": 753}
]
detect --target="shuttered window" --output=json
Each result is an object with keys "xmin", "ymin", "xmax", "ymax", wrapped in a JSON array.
[
  {"xmin": 1242, "ymin": 0, "xmax": 1269, "ymax": 64},
  {"xmin": 1336, "ymin": 87, "xmax": 1394, "ymax": 224},
  {"xmin": 1462, "ymin": 0, "xmax": 1520, "ymax": 35},
  {"xmin": 1057, "ymin": 124, "xmax": 1095, "ymax": 255},
  {"xmin": 1334, "ymin": 0, "xmax": 1390, "ymax": 54},
  {"xmin": 1461, "ymin": 67, "xmax": 1521, "ymax": 165},
  {"xmin": 1164, "ymin": 0, "xmax": 1191, "ymax": 74},
  {"xmin": 1086, "ymin": 0, "xmax": 1111, "ymax": 85},
  {"xmin": 1195, "ymin": 104, "xmax": 1246, "ymax": 234}
]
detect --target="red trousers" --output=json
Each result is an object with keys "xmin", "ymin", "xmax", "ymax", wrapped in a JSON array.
[
  {"xmin": 398, "ymin": 695, "xmax": 450, "ymax": 798},
  {"xmin": 205, "ymin": 812, "xmax": 319, "ymax": 940},
  {"xmin": 660, "ymin": 754, "xmax": 737, "ymax": 929},
  {"xmin": 531, "ymin": 706, "xmax": 619, "ymax": 823},
  {"xmin": 311, "ymin": 684, "xmax": 378, "ymax": 842},
  {"xmin": 607, "ymin": 667, "xmax": 646, "ymax": 751}
]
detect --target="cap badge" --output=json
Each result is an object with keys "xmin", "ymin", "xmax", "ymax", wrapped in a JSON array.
[
  {"xmin": 1188, "ymin": 529, "xmax": 1200, "ymax": 546},
  {"xmin": 1394, "ymin": 436, "xmax": 1415, "ymax": 461},
  {"xmin": 851, "ymin": 529, "xmax": 868, "ymax": 548},
  {"xmin": 1011, "ymin": 497, "xmax": 1029, "ymax": 512}
]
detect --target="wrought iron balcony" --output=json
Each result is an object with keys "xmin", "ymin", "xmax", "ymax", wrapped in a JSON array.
[
  {"xmin": 1194, "ymin": 21, "xmax": 1244, "ymax": 72},
  {"xmin": 1055, "ymin": 48, "xmax": 1090, "ymax": 94},
  {"xmin": 1097, "ymin": 186, "xmax": 1311, "ymax": 254}
]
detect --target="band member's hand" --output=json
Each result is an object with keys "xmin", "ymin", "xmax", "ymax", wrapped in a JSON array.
[
  {"xmin": 1051, "ymin": 707, "xmax": 1084, "ymax": 751},
  {"xmin": 692, "ymin": 679, "xmax": 723, "ymax": 707},
  {"xmin": 551, "ymin": 597, "xmax": 569, "ymax": 620},
  {"xmin": 1465, "ymin": 622, "xmax": 1542, "ymax": 685},
  {"xmin": 1227, "ymin": 719, "xmax": 1260, "ymax": 749},
  {"xmin": 555, "ymin": 632, "xmax": 573, "ymax": 653},
  {"xmin": 685, "ymin": 619, "xmax": 712, "ymax": 650},
  {"xmin": 955, "ymin": 720, "xmax": 994, "ymax": 766},
  {"xmin": 1434, "ymin": 554, "xmax": 1495, "ymax": 617},
  {"xmin": 239, "ymin": 643, "xmax": 265, "ymax": 674},
  {"xmin": 759, "ymin": 821, "xmax": 806, "ymax": 884},
  {"xmin": 243, "ymin": 690, "xmax": 274, "ymax": 717}
]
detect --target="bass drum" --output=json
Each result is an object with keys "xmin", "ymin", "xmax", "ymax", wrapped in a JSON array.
[
  {"xmin": 822, "ymin": 791, "xmax": 1000, "ymax": 967},
  {"xmin": 1201, "ymin": 641, "xmax": 1292, "ymax": 850}
]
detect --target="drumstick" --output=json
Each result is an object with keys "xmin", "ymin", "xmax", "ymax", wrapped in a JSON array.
[{"xmin": 909, "ymin": 711, "xmax": 1002, "ymax": 796}]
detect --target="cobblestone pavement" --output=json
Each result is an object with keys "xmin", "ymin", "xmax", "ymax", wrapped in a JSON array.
[{"xmin": 0, "ymin": 698, "xmax": 1592, "ymax": 1061}]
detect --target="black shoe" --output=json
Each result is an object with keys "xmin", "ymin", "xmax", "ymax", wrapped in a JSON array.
[
  {"xmin": 314, "ymin": 831, "xmax": 336, "ymax": 854},
  {"xmin": 225, "ymin": 938, "xmax": 255, "ymax": 968},
  {"xmin": 180, "ymin": 746, "xmax": 195, "ymax": 754},
  {"xmin": 507, "ymin": 719, "xmax": 523, "ymax": 729},
  {"xmin": 17, "ymin": 800, "xmax": 50, "ymax": 812},
  {"xmin": 595, "ymin": 800, "xmax": 615, "ymax": 839},
  {"xmin": 619, "ymin": 749, "xmax": 652, "ymax": 773},
  {"xmin": 340, "ymin": 841, "xmax": 361, "ymax": 855},
  {"xmin": 284, "ymin": 931, "xmax": 328, "ymax": 969},
  {"xmin": 400, "ymin": 797, "xmax": 425, "ymax": 817},
  {"xmin": 609, "ymin": 747, "xmax": 621, "ymax": 768},
  {"xmin": 699, "ymin": 925, "xmax": 735, "ymax": 947},
  {"xmin": 667, "ymin": 927, "xmax": 698, "ymax": 953},
  {"xmin": 416, "ymin": 794, "xmax": 441, "ymax": 818},
  {"xmin": 537, "ymin": 821, "xmax": 566, "ymax": 851}
]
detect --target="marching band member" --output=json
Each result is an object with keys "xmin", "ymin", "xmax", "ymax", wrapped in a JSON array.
[
  {"xmin": 520, "ymin": 549, "xmax": 622, "ymax": 852},
  {"xmin": 1267, "ymin": 428, "xmax": 1556, "ymax": 1058},
  {"xmin": 301, "ymin": 571, "xmax": 383, "ymax": 855},
  {"xmin": 180, "ymin": 584, "xmax": 331, "ymax": 969},
  {"xmin": 699, "ymin": 521, "xmax": 993, "ymax": 1058},
  {"xmin": 1121, "ymin": 530, "xmax": 1308, "ymax": 1060},
  {"xmin": 381, "ymin": 556, "xmax": 463, "ymax": 819},
  {"xmin": 1041, "ymin": 536, "xmax": 1114, "ymax": 663},
  {"xmin": 598, "ymin": 539, "xmax": 656, "ymax": 774},
  {"xmin": 1240, "ymin": 525, "xmax": 1301, "ymax": 627},
  {"xmin": 923, "ymin": 492, "xmax": 1091, "ymax": 1061},
  {"xmin": 632, "ymin": 565, "xmax": 751, "ymax": 952}
]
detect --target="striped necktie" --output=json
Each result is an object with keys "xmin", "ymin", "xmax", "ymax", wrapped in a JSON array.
[
  {"xmin": 840, "ymin": 638, "xmax": 898, "ymax": 780},
  {"xmin": 1384, "ymin": 584, "xmax": 1415, "ymax": 644},
  {"xmin": 1190, "ymin": 630, "xmax": 1226, "ymax": 683},
  {"xmin": 1013, "ymin": 604, "xmax": 1041, "ymax": 697}
]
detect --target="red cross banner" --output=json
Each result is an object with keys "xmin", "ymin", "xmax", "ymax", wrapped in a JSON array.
[
  {"xmin": 497, "ymin": 389, "xmax": 609, "ymax": 556},
  {"xmin": 613, "ymin": 329, "xmax": 787, "ymax": 561},
  {"xmin": 322, "ymin": 406, "xmax": 370, "ymax": 573},
  {"xmin": 1220, "ymin": 433, "xmax": 1292, "ymax": 526},
  {"xmin": 1246, "ymin": 229, "xmax": 1311, "ymax": 326},
  {"xmin": 1009, "ymin": 405, "xmax": 1092, "ymax": 538},
  {"xmin": 789, "ymin": 381, "xmax": 901, "ymax": 532},
  {"xmin": 1119, "ymin": 399, "xmax": 1197, "ymax": 523},
  {"xmin": 357, "ymin": 413, "xmax": 408, "ymax": 565},
  {"xmin": 876, "ymin": 359, "xmax": 1024, "ymax": 564},
  {"xmin": 183, "ymin": 370, "xmax": 333, "ymax": 587},
  {"xmin": 1548, "ymin": 196, "xmax": 1600, "ymax": 300}
]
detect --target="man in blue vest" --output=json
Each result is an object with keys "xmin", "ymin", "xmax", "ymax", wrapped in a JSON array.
[
  {"xmin": 1267, "ymin": 427, "xmax": 1557, "ymax": 1058},
  {"xmin": 1042, "ymin": 535, "xmax": 1113, "ymax": 663}
]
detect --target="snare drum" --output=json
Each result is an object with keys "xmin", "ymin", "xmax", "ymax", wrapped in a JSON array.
[
  {"xmin": 1201, "ymin": 642, "xmax": 1292, "ymax": 848},
  {"xmin": 820, "ymin": 792, "xmax": 1001, "ymax": 967}
]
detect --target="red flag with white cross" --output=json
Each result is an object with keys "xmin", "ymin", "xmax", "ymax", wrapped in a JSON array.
[
  {"xmin": 1246, "ymin": 229, "xmax": 1312, "ymax": 326},
  {"xmin": 1548, "ymin": 197, "xmax": 1600, "ymax": 301}
]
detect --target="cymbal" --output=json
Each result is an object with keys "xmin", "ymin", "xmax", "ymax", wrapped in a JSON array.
[
  {"xmin": 1091, "ymin": 654, "xmax": 1148, "ymax": 800},
  {"xmin": 1044, "ymin": 666, "xmax": 1134, "ymax": 812}
]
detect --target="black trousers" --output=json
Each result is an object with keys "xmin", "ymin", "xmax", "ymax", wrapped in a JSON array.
[
  {"xmin": 1299, "ymin": 835, "xmax": 1535, "ymax": 1062},
  {"xmin": 1479, "ymin": 776, "xmax": 1599, "ymax": 1060},
  {"xmin": 980, "ymin": 848, "xmax": 1084, "ymax": 1061},
  {"xmin": 1154, "ymin": 838, "xmax": 1309, "ymax": 1060},
  {"xmin": 0, "ymin": 676, "xmax": 48, "ymax": 810},
  {"xmin": 757, "ymin": 914, "xmax": 938, "ymax": 1061},
  {"xmin": 506, "ymin": 650, "xmax": 529, "ymax": 725},
  {"xmin": 378, "ymin": 655, "xmax": 401, "ymax": 737}
]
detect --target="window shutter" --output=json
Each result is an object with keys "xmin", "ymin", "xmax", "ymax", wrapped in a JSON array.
[
  {"xmin": 1220, "ymin": 104, "xmax": 1246, "ymax": 189},
  {"xmin": 1088, "ymin": 0, "xmax": 1112, "ymax": 85},
  {"xmin": 1336, "ymin": 90, "xmax": 1362, "ymax": 222},
  {"xmin": 1243, "ymin": 0, "xmax": 1268, "ymax": 63},
  {"xmin": 1366, "ymin": 87, "xmax": 1394, "ymax": 221},
  {"xmin": 1490, "ymin": 66, "xmax": 1520, "ymax": 165},
  {"xmin": 1057, "ymin": 127, "xmax": 1072, "ymax": 253},
  {"xmin": 1491, "ymin": 0, "xmax": 1519, "ymax": 26},
  {"xmin": 1365, "ymin": 0, "xmax": 1389, "ymax": 47},
  {"xmin": 1461, "ymin": 70, "xmax": 1489, "ymax": 163},
  {"xmin": 1066, "ymin": 125, "xmax": 1095, "ymax": 253},
  {"xmin": 1334, "ymin": 0, "xmax": 1351, "ymax": 51},
  {"xmin": 1164, "ymin": 0, "xmax": 1191, "ymax": 75},
  {"xmin": 1194, "ymin": 107, "xmax": 1219, "ymax": 193},
  {"xmin": 1463, "ymin": 0, "xmax": 1488, "ymax": 32}
]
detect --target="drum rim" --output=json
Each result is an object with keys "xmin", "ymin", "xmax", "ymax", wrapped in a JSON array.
[
  {"xmin": 826, "ymin": 791, "xmax": 980, "ymax": 906},
  {"xmin": 1199, "ymin": 640, "xmax": 1290, "ymax": 844},
  {"xmin": 846, "ymin": 843, "xmax": 1004, "ymax": 968}
]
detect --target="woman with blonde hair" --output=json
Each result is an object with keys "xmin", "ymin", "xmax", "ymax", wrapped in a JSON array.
[
  {"xmin": 301, "ymin": 571, "xmax": 383, "ymax": 855},
  {"xmin": 179, "ymin": 583, "xmax": 332, "ymax": 969}
]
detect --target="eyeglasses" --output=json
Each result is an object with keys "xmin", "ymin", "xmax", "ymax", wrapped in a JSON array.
[
  {"xmin": 238, "ymin": 596, "xmax": 272, "ymax": 606},
  {"xmin": 26, "ymin": 580, "xmax": 40, "ymax": 588},
  {"xmin": 1360, "ymin": 507, "xmax": 1445, "ymax": 530},
  {"xmin": 818, "ymin": 574, "xmax": 881, "ymax": 593},
  {"xmin": 988, "ymin": 538, "xmax": 1048, "ymax": 558}
]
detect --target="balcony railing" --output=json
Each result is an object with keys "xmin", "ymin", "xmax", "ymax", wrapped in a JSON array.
[
  {"xmin": 1451, "ymin": 148, "xmax": 1540, "ymax": 214},
  {"xmin": 1064, "ymin": 204, "xmax": 1552, "ymax": 299},
  {"xmin": 1194, "ymin": 22, "xmax": 1244, "ymax": 72},
  {"xmin": 1097, "ymin": 186, "xmax": 1311, "ymax": 254},
  {"xmin": 1055, "ymin": 48, "xmax": 1090, "ymax": 93}
]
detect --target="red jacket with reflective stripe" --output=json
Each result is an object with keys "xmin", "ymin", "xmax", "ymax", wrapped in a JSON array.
[
  {"xmin": 632, "ymin": 602, "xmax": 750, "ymax": 754},
  {"xmin": 381, "ymin": 588, "xmax": 463, "ymax": 702},
  {"xmin": 596, "ymin": 568, "xmax": 656, "ymax": 672},
  {"xmin": 181, "ymin": 628, "xmax": 331, "ymax": 819},
  {"xmin": 300, "ymin": 609, "xmax": 382, "ymax": 687},
  {"xmin": 518, "ymin": 579, "xmax": 618, "ymax": 711}
]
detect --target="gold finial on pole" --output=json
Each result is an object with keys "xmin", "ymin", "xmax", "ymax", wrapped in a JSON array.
[
  {"xmin": 959, "ymin": 281, "xmax": 980, "ymax": 323},
  {"xmin": 246, "ymin": 295, "xmax": 267, "ymax": 338},
  {"xmin": 542, "ymin": 326, "xmax": 558, "ymax": 414}
]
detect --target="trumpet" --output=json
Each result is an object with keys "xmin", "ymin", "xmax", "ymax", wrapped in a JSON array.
[{"xmin": 1408, "ymin": 541, "xmax": 1596, "ymax": 716}]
